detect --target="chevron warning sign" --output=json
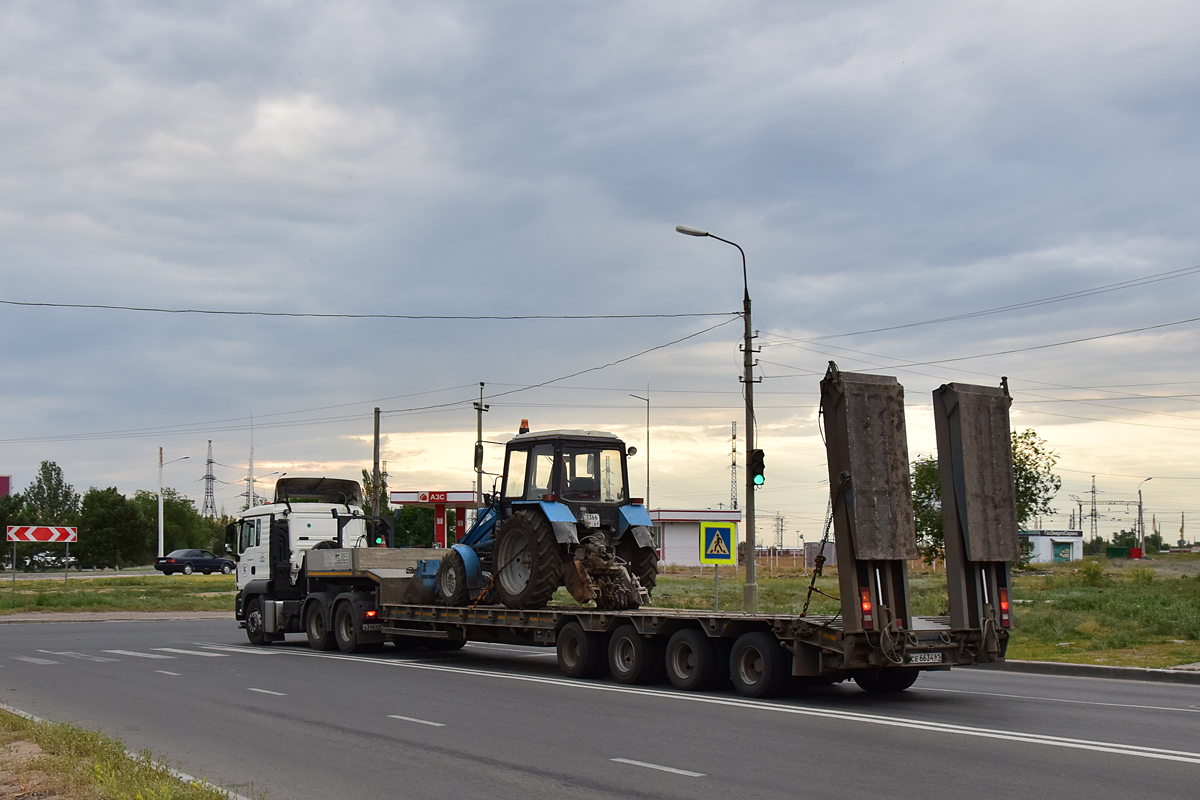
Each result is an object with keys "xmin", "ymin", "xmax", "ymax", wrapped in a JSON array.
[{"xmin": 6, "ymin": 526, "xmax": 78, "ymax": 543}]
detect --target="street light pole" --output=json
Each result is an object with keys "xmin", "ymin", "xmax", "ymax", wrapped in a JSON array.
[
  {"xmin": 158, "ymin": 450, "xmax": 190, "ymax": 558},
  {"xmin": 676, "ymin": 224, "xmax": 758, "ymax": 612},
  {"xmin": 1138, "ymin": 477, "xmax": 1153, "ymax": 551},
  {"xmin": 629, "ymin": 389, "xmax": 650, "ymax": 507}
]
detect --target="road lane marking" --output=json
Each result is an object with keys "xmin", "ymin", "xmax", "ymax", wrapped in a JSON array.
[
  {"xmin": 611, "ymin": 758, "xmax": 704, "ymax": 777},
  {"xmin": 195, "ymin": 643, "xmax": 281, "ymax": 655},
  {"xmin": 919, "ymin": 686, "xmax": 1200, "ymax": 714},
  {"xmin": 152, "ymin": 648, "xmax": 228, "ymax": 658},
  {"xmin": 102, "ymin": 650, "xmax": 175, "ymax": 660},
  {"xmin": 10, "ymin": 656, "xmax": 59, "ymax": 665},
  {"xmin": 155, "ymin": 670, "xmax": 181, "ymax": 676},
  {"xmin": 388, "ymin": 714, "xmax": 446, "ymax": 727},
  {"xmin": 38, "ymin": 650, "xmax": 118, "ymax": 663},
  {"xmin": 250, "ymin": 646, "xmax": 1200, "ymax": 767},
  {"xmin": 247, "ymin": 688, "xmax": 286, "ymax": 696}
]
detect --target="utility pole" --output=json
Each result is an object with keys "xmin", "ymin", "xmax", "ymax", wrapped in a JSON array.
[
  {"xmin": 730, "ymin": 421, "xmax": 738, "ymax": 511},
  {"xmin": 474, "ymin": 383, "xmax": 489, "ymax": 508},
  {"xmin": 372, "ymin": 407, "xmax": 382, "ymax": 517},
  {"xmin": 629, "ymin": 388, "xmax": 650, "ymax": 506},
  {"xmin": 248, "ymin": 413, "xmax": 255, "ymax": 509},
  {"xmin": 1090, "ymin": 476, "xmax": 1098, "ymax": 542},
  {"xmin": 158, "ymin": 447, "xmax": 164, "ymax": 558},
  {"xmin": 201, "ymin": 440, "xmax": 217, "ymax": 519}
]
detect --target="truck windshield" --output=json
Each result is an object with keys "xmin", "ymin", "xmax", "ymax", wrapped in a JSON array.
[{"xmin": 561, "ymin": 446, "xmax": 626, "ymax": 503}]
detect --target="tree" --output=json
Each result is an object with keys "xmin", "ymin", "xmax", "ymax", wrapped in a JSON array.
[
  {"xmin": 361, "ymin": 468, "xmax": 389, "ymax": 517},
  {"xmin": 1011, "ymin": 429, "xmax": 1062, "ymax": 527},
  {"xmin": 132, "ymin": 488, "xmax": 222, "ymax": 554},
  {"xmin": 910, "ymin": 455, "xmax": 943, "ymax": 564},
  {"xmin": 0, "ymin": 492, "xmax": 34, "ymax": 571},
  {"xmin": 1144, "ymin": 531, "xmax": 1165, "ymax": 553},
  {"xmin": 1083, "ymin": 534, "xmax": 1106, "ymax": 556},
  {"xmin": 77, "ymin": 487, "xmax": 152, "ymax": 569},
  {"xmin": 394, "ymin": 505, "xmax": 435, "ymax": 547},
  {"xmin": 1112, "ymin": 528, "xmax": 1138, "ymax": 548},
  {"xmin": 24, "ymin": 461, "xmax": 80, "ymax": 524}
]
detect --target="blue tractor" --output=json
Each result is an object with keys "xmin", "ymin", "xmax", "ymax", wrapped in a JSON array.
[{"xmin": 433, "ymin": 427, "xmax": 659, "ymax": 611}]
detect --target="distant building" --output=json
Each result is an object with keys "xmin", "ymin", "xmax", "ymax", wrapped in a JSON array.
[
  {"xmin": 1019, "ymin": 529, "xmax": 1083, "ymax": 563},
  {"xmin": 650, "ymin": 509, "xmax": 742, "ymax": 567}
]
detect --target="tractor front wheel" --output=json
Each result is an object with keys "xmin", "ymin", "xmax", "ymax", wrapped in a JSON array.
[{"xmin": 494, "ymin": 512, "xmax": 562, "ymax": 609}]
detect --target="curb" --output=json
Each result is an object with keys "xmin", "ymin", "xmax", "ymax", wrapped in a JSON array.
[
  {"xmin": 0, "ymin": 611, "xmax": 229, "ymax": 624},
  {"xmin": 968, "ymin": 659, "xmax": 1200, "ymax": 685}
]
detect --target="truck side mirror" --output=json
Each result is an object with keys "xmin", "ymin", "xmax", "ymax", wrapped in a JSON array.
[
  {"xmin": 626, "ymin": 446, "xmax": 637, "ymax": 457},
  {"xmin": 224, "ymin": 523, "xmax": 237, "ymax": 559}
]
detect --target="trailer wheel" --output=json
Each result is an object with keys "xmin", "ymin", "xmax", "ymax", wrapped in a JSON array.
[
  {"xmin": 608, "ymin": 624, "xmax": 659, "ymax": 684},
  {"xmin": 305, "ymin": 604, "xmax": 335, "ymax": 651},
  {"xmin": 617, "ymin": 538, "xmax": 658, "ymax": 595},
  {"xmin": 665, "ymin": 629, "xmax": 717, "ymax": 691},
  {"xmin": 333, "ymin": 601, "xmax": 360, "ymax": 653},
  {"xmin": 730, "ymin": 631, "xmax": 788, "ymax": 698},
  {"xmin": 245, "ymin": 597, "xmax": 268, "ymax": 646},
  {"xmin": 557, "ymin": 621, "xmax": 608, "ymax": 679},
  {"xmin": 853, "ymin": 668, "xmax": 919, "ymax": 693},
  {"xmin": 435, "ymin": 551, "xmax": 470, "ymax": 606},
  {"xmin": 494, "ymin": 511, "xmax": 562, "ymax": 609}
]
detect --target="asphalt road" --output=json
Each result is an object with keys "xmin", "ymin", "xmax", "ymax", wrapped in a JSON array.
[{"xmin": 2, "ymin": 620, "xmax": 1198, "ymax": 799}]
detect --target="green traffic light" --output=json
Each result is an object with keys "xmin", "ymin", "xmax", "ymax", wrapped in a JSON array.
[{"xmin": 753, "ymin": 474, "xmax": 765, "ymax": 486}]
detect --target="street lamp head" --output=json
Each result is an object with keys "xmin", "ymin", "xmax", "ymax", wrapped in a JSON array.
[{"xmin": 675, "ymin": 224, "xmax": 709, "ymax": 237}]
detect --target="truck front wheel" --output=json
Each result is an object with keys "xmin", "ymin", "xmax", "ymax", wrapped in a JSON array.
[
  {"xmin": 494, "ymin": 512, "xmax": 562, "ymax": 609},
  {"xmin": 245, "ymin": 598, "xmax": 268, "ymax": 646}
]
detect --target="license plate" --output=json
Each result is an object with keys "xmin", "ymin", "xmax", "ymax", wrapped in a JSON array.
[
  {"xmin": 582, "ymin": 513, "xmax": 600, "ymax": 528},
  {"xmin": 361, "ymin": 623, "xmax": 382, "ymax": 632},
  {"xmin": 908, "ymin": 651, "xmax": 943, "ymax": 664}
]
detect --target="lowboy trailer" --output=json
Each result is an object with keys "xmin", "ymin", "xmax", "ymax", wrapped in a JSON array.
[{"xmin": 234, "ymin": 366, "xmax": 1020, "ymax": 699}]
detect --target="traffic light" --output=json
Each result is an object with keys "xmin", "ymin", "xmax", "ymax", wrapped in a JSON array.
[{"xmin": 749, "ymin": 449, "xmax": 765, "ymax": 486}]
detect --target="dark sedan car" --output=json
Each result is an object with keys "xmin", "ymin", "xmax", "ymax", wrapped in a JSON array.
[{"xmin": 154, "ymin": 549, "xmax": 234, "ymax": 575}]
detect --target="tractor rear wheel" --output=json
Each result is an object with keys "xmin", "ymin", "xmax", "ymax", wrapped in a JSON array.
[
  {"xmin": 494, "ymin": 512, "xmax": 562, "ymax": 609},
  {"xmin": 617, "ymin": 536, "xmax": 658, "ymax": 595}
]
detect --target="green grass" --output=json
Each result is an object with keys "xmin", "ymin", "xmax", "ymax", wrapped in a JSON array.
[
  {"xmin": 0, "ymin": 575, "xmax": 235, "ymax": 615},
  {"xmin": 0, "ymin": 707, "xmax": 243, "ymax": 799}
]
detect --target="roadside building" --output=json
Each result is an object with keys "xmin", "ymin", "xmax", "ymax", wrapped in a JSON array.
[
  {"xmin": 1019, "ymin": 529, "xmax": 1083, "ymax": 563},
  {"xmin": 650, "ymin": 508, "xmax": 742, "ymax": 567}
]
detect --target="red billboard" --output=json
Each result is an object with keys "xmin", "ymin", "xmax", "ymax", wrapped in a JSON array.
[{"xmin": 0, "ymin": 475, "xmax": 9, "ymax": 497}]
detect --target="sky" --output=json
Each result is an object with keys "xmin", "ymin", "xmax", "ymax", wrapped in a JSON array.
[{"xmin": 2, "ymin": 1, "xmax": 1199, "ymax": 544}]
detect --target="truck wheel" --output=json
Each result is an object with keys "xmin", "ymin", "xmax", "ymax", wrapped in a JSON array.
[
  {"xmin": 333, "ymin": 601, "xmax": 360, "ymax": 653},
  {"xmin": 854, "ymin": 668, "xmax": 919, "ymax": 693},
  {"xmin": 556, "ymin": 621, "xmax": 608, "ymax": 679},
  {"xmin": 730, "ymin": 631, "xmax": 788, "ymax": 698},
  {"xmin": 617, "ymin": 538, "xmax": 658, "ymax": 595},
  {"xmin": 494, "ymin": 512, "xmax": 562, "ymax": 609},
  {"xmin": 608, "ymin": 624, "xmax": 659, "ymax": 685},
  {"xmin": 305, "ymin": 604, "xmax": 335, "ymax": 651},
  {"xmin": 665, "ymin": 628, "xmax": 717, "ymax": 691},
  {"xmin": 435, "ymin": 551, "xmax": 470, "ymax": 606},
  {"xmin": 245, "ymin": 598, "xmax": 268, "ymax": 646}
]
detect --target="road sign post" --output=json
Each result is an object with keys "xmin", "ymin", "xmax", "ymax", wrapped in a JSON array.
[
  {"xmin": 7, "ymin": 527, "xmax": 79, "ymax": 595},
  {"xmin": 700, "ymin": 521, "xmax": 737, "ymax": 611}
]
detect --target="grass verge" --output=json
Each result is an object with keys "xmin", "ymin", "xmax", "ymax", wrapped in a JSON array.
[
  {"xmin": 0, "ymin": 575, "xmax": 235, "ymax": 615},
  {"xmin": 0, "ymin": 706, "xmax": 242, "ymax": 799}
]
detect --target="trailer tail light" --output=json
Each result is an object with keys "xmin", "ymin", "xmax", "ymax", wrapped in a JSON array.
[
  {"xmin": 860, "ymin": 587, "xmax": 874, "ymax": 630},
  {"xmin": 364, "ymin": 609, "xmax": 377, "ymax": 620},
  {"xmin": 998, "ymin": 587, "xmax": 1011, "ymax": 628}
]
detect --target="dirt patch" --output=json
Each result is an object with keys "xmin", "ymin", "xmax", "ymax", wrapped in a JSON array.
[{"xmin": 0, "ymin": 738, "xmax": 72, "ymax": 799}]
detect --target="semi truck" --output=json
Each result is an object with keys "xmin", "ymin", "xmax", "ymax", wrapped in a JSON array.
[{"xmin": 230, "ymin": 366, "xmax": 1021, "ymax": 698}]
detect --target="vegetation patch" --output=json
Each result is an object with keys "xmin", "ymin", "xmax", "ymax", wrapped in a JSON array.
[
  {"xmin": 0, "ymin": 575, "xmax": 236, "ymax": 615},
  {"xmin": 0, "ymin": 707, "xmax": 239, "ymax": 799}
]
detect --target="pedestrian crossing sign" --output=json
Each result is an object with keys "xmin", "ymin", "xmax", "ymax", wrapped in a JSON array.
[{"xmin": 699, "ymin": 522, "xmax": 737, "ymax": 565}]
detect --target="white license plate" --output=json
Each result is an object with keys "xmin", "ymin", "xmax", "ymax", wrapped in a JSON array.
[
  {"xmin": 582, "ymin": 513, "xmax": 600, "ymax": 528},
  {"xmin": 908, "ymin": 651, "xmax": 943, "ymax": 664},
  {"xmin": 361, "ymin": 623, "xmax": 382, "ymax": 632}
]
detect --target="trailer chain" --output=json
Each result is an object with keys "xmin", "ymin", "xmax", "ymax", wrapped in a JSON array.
[{"xmin": 800, "ymin": 472, "xmax": 850, "ymax": 618}]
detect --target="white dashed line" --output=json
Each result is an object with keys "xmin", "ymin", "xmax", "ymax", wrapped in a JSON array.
[
  {"xmin": 155, "ymin": 670, "xmax": 181, "ymax": 676},
  {"xmin": 38, "ymin": 650, "xmax": 119, "ymax": 663},
  {"xmin": 151, "ymin": 648, "xmax": 229, "ymax": 658},
  {"xmin": 10, "ymin": 656, "xmax": 60, "ymax": 665},
  {"xmin": 388, "ymin": 714, "xmax": 446, "ymax": 727},
  {"xmin": 611, "ymin": 758, "xmax": 705, "ymax": 777},
  {"xmin": 103, "ymin": 650, "xmax": 176, "ymax": 660},
  {"xmin": 247, "ymin": 688, "xmax": 286, "ymax": 696}
]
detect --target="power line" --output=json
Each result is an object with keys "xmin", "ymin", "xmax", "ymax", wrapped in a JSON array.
[
  {"xmin": 768, "ymin": 263, "xmax": 1200, "ymax": 344},
  {"xmin": 0, "ymin": 298, "xmax": 735, "ymax": 321}
]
